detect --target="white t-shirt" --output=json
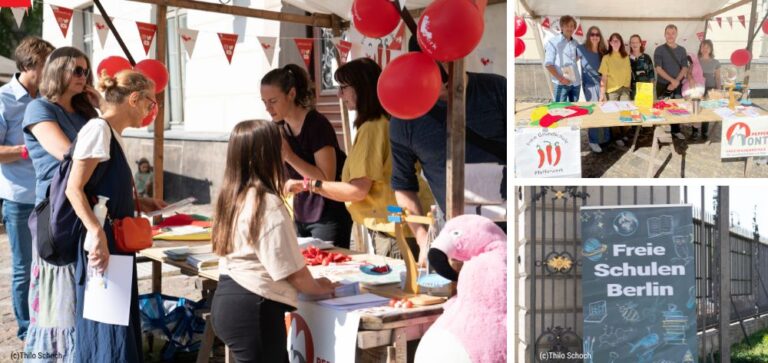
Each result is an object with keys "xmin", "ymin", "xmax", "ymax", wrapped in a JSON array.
[
  {"xmin": 219, "ymin": 189, "xmax": 306, "ymax": 307},
  {"xmin": 73, "ymin": 118, "xmax": 125, "ymax": 161}
]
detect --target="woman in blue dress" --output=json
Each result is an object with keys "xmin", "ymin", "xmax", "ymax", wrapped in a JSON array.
[
  {"xmin": 578, "ymin": 25, "xmax": 611, "ymax": 153},
  {"xmin": 66, "ymin": 69, "xmax": 165, "ymax": 362},
  {"xmin": 22, "ymin": 46, "xmax": 99, "ymax": 362}
]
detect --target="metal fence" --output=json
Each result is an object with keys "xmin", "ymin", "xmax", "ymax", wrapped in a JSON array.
[{"xmin": 523, "ymin": 186, "xmax": 765, "ymax": 363}]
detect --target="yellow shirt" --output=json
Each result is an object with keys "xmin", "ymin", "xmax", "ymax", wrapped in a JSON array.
[
  {"xmin": 599, "ymin": 52, "xmax": 632, "ymax": 93},
  {"xmin": 342, "ymin": 117, "xmax": 433, "ymax": 235}
]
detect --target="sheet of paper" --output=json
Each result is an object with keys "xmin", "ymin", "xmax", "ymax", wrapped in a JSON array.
[
  {"xmin": 600, "ymin": 101, "xmax": 637, "ymax": 113},
  {"xmin": 714, "ymin": 107, "xmax": 735, "ymax": 119},
  {"xmin": 317, "ymin": 293, "xmax": 390, "ymax": 310},
  {"xmin": 83, "ymin": 255, "xmax": 134, "ymax": 326},
  {"xmin": 144, "ymin": 197, "xmax": 197, "ymax": 217}
]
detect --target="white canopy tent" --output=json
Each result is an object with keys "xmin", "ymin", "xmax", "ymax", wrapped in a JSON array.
[
  {"xmin": 283, "ymin": 0, "xmax": 434, "ymax": 19},
  {"xmin": 517, "ymin": 0, "xmax": 762, "ymax": 98}
]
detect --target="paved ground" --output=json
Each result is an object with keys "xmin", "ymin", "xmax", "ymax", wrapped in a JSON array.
[
  {"xmin": 517, "ymin": 99, "xmax": 768, "ymax": 178},
  {"xmin": 0, "ymin": 204, "xmax": 226, "ymax": 362}
]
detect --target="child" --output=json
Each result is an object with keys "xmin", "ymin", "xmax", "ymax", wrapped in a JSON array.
[{"xmin": 135, "ymin": 157, "xmax": 153, "ymax": 197}]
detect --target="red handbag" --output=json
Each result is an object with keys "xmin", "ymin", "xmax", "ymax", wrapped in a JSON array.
[{"xmin": 112, "ymin": 178, "xmax": 153, "ymax": 253}]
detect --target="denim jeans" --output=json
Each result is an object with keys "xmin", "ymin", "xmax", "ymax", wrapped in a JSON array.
[
  {"xmin": 554, "ymin": 84, "xmax": 580, "ymax": 102},
  {"xmin": 2, "ymin": 200, "xmax": 34, "ymax": 340},
  {"xmin": 582, "ymin": 82, "xmax": 611, "ymax": 144}
]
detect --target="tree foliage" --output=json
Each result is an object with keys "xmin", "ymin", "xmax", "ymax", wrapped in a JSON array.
[{"xmin": 0, "ymin": 6, "xmax": 44, "ymax": 61}]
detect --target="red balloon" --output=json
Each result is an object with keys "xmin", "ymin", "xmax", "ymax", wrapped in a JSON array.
[
  {"xmin": 377, "ymin": 52, "xmax": 442, "ymax": 120},
  {"xmin": 762, "ymin": 19, "xmax": 768, "ymax": 34},
  {"xmin": 134, "ymin": 59, "xmax": 169, "ymax": 93},
  {"xmin": 96, "ymin": 56, "xmax": 132, "ymax": 79},
  {"xmin": 141, "ymin": 101, "xmax": 158, "ymax": 127},
  {"xmin": 471, "ymin": 0, "xmax": 488, "ymax": 14},
  {"xmin": 515, "ymin": 16, "xmax": 527, "ymax": 37},
  {"xmin": 515, "ymin": 38, "xmax": 526, "ymax": 58},
  {"xmin": 417, "ymin": 0, "xmax": 484, "ymax": 62},
  {"xmin": 730, "ymin": 49, "xmax": 751, "ymax": 67},
  {"xmin": 352, "ymin": 0, "xmax": 401, "ymax": 38}
]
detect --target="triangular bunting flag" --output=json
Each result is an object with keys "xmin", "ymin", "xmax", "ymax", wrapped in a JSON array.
[
  {"xmin": 477, "ymin": 47, "xmax": 496, "ymax": 73},
  {"xmin": 389, "ymin": 24, "xmax": 406, "ymax": 51},
  {"xmin": 93, "ymin": 14, "xmax": 113, "ymax": 49},
  {"xmin": 697, "ymin": 32, "xmax": 704, "ymax": 41},
  {"xmin": 178, "ymin": 28, "xmax": 199, "ymax": 58},
  {"xmin": 575, "ymin": 23, "xmax": 583, "ymax": 37},
  {"xmin": 218, "ymin": 32, "xmax": 239, "ymax": 64},
  {"xmin": 541, "ymin": 17, "xmax": 551, "ymax": 29},
  {"xmin": 727, "ymin": 16, "xmax": 733, "ymax": 29},
  {"xmin": 136, "ymin": 22, "xmax": 158, "ymax": 55},
  {"xmin": 11, "ymin": 7, "xmax": 26, "ymax": 28},
  {"xmin": 294, "ymin": 38, "xmax": 314, "ymax": 69},
  {"xmin": 708, "ymin": 22, "xmax": 713, "ymax": 31},
  {"xmin": 4, "ymin": 0, "xmax": 31, "ymax": 7},
  {"xmin": 334, "ymin": 39, "xmax": 352, "ymax": 65},
  {"xmin": 50, "ymin": 5, "xmax": 74, "ymax": 38},
  {"xmin": 642, "ymin": 40, "xmax": 647, "ymax": 48},
  {"xmin": 257, "ymin": 36, "xmax": 277, "ymax": 66},
  {"xmin": 716, "ymin": 17, "xmax": 722, "ymax": 28},
  {"xmin": 738, "ymin": 15, "xmax": 746, "ymax": 28}
]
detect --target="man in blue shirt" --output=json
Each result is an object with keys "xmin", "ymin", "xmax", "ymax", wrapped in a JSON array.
[
  {"xmin": 0, "ymin": 36, "xmax": 54, "ymax": 341},
  {"xmin": 390, "ymin": 38, "xmax": 506, "ymax": 261},
  {"xmin": 544, "ymin": 15, "xmax": 581, "ymax": 102}
]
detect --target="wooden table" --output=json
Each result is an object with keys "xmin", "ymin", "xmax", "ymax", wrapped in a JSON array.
[
  {"xmin": 515, "ymin": 101, "xmax": 759, "ymax": 177},
  {"xmin": 140, "ymin": 243, "xmax": 445, "ymax": 363}
]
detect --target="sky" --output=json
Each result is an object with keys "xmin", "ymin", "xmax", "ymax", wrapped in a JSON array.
[{"xmin": 683, "ymin": 186, "xmax": 767, "ymax": 237}]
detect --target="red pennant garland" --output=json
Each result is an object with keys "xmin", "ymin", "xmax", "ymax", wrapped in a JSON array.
[
  {"xmin": 642, "ymin": 40, "xmax": 647, "ymax": 48},
  {"xmin": 50, "ymin": 5, "xmax": 74, "ymax": 38},
  {"xmin": 389, "ymin": 24, "xmax": 406, "ymax": 51},
  {"xmin": 218, "ymin": 33, "xmax": 239, "ymax": 64},
  {"xmin": 136, "ymin": 22, "xmax": 158, "ymax": 55},
  {"xmin": 335, "ymin": 40, "xmax": 352, "ymax": 65},
  {"xmin": 294, "ymin": 38, "xmax": 314, "ymax": 69},
  {"xmin": 738, "ymin": 15, "xmax": 746, "ymax": 28},
  {"xmin": 4, "ymin": 0, "xmax": 31, "ymax": 7},
  {"xmin": 541, "ymin": 17, "xmax": 551, "ymax": 29},
  {"xmin": 575, "ymin": 23, "xmax": 583, "ymax": 36},
  {"xmin": 716, "ymin": 17, "xmax": 722, "ymax": 28},
  {"xmin": 697, "ymin": 32, "xmax": 704, "ymax": 41}
]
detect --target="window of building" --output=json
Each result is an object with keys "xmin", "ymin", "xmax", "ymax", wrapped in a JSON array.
[{"xmin": 165, "ymin": 9, "xmax": 187, "ymax": 125}]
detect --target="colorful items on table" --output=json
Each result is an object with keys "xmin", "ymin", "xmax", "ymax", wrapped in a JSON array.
[
  {"xmin": 300, "ymin": 246, "xmax": 352, "ymax": 266},
  {"xmin": 529, "ymin": 102, "xmax": 595, "ymax": 128},
  {"xmin": 634, "ymin": 82, "xmax": 654, "ymax": 109}
]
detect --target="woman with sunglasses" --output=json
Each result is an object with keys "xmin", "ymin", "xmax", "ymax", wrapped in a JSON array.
[
  {"xmin": 600, "ymin": 33, "xmax": 633, "ymax": 148},
  {"xmin": 21, "ymin": 46, "xmax": 99, "ymax": 361},
  {"xmin": 578, "ymin": 26, "xmax": 610, "ymax": 153},
  {"xmin": 260, "ymin": 64, "xmax": 352, "ymax": 249},
  {"xmin": 66, "ymin": 69, "xmax": 165, "ymax": 362}
]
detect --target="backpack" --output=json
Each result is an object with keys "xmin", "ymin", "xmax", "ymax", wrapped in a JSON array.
[{"xmin": 30, "ymin": 138, "xmax": 108, "ymax": 266}]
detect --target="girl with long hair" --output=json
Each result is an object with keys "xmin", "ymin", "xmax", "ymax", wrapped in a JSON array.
[
  {"xmin": 578, "ymin": 25, "xmax": 610, "ymax": 152},
  {"xmin": 599, "ymin": 33, "xmax": 633, "ymax": 147},
  {"xmin": 210, "ymin": 119, "xmax": 337, "ymax": 362}
]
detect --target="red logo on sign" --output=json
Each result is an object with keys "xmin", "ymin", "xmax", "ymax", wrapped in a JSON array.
[
  {"xmin": 536, "ymin": 142, "xmax": 562, "ymax": 168},
  {"xmin": 286, "ymin": 312, "xmax": 314, "ymax": 363},
  {"xmin": 726, "ymin": 122, "xmax": 751, "ymax": 144}
]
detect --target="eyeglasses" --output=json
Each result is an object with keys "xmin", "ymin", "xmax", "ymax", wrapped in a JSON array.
[
  {"xmin": 589, "ymin": 33, "xmax": 600, "ymax": 37},
  {"xmin": 144, "ymin": 95, "xmax": 157, "ymax": 110},
  {"xmin": 72, "ymin": 66, "xmax": 90, "ymax": 78}
]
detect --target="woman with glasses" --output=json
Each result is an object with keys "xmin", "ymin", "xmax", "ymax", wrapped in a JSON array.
[
  {"xmin": 67, "ymin": 69, "xmax": 165, "ymax": 362},
  {"xmin": 306, "ymin": 58, "xmax": 433, "ymax": 261},
  {"xmin": 600, "ymin": 33, "xmax": 633, "ymax": 147},
  {"xmin": 260, "ymin": 64, "xmax": 352, "ymax": 249},
  {"xmin": 578, "ymin": 26, "xmax": 610, "ymax": 153},
  {"xmin": 22, "ymin": 46, "xmax": 99, "ymax": 362}
]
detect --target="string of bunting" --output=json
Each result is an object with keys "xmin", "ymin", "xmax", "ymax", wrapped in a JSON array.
[{"xmin": 2, "ymin": 1, "xmax": 495, "ymax": 71}]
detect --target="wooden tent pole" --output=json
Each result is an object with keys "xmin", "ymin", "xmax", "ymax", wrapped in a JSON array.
[
  {"xmin": 154, "ymin": 4, "xmax": 167, "ymax": 201},
  {"xmin": 446, "ymin": 61, "xmax": 466, "ymax": 219}
]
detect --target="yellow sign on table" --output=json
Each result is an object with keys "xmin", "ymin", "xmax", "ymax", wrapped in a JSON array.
[{"xmin": 635, "ymin": 82, "xmax": 654, "ymax": 109}]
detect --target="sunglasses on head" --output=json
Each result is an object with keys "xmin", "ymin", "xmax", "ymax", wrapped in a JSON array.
[{"xmin": 72, "ymin": 66, "xmax": 90, "ymax": 78}]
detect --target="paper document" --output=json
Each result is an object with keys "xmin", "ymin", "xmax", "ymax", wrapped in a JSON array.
[
  {"xmin": 600, "ymin": 101, "xmax": 637, "ymax": 113},
  {"xmin": 317, "ymin": 293, "xmax": 390, "ymax": 310},
  {"xmin": 83, "ymin": 255, "xmax": 134, "ymax": 326},
  {"xmin": 144, "ymin": 197, "xmax": 196, "ymax": 217}
]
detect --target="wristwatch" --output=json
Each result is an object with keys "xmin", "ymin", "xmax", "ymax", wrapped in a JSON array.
[{"xmin": 313, "ymin": 179, "xmax": 323, "ymax": 191}]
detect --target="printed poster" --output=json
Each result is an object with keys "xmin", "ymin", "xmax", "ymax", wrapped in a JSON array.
[
  {"xmin": 515, "ymin": 126, "xmax": 581, "ymax": 178},
  {"xmin": 581, "ymin": 205, "xmax": 697, "ymax": 363},
  {"xmin": 721, "ymin": 116, "xmax": 768, "ymax": 158}
]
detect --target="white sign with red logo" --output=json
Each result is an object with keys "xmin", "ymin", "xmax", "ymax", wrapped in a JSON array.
[
  {"xmin": 136, "ymin": 21, "xmax": 157, "ymax": 55},
  {"xmin": 50, "ymin": 5, "xmax": 73, "ymax": 38},
  {"xmin": 515, "ymin": 126, "xmax": 581, "ymax": 178},
  {"xmin": 286, "ymin": 302, "xmax": 360, "ymax": 363},
  {"xmin": 721, "ymin": 117, "xmax": 768, "ymax": 158},
  {"xmin": 218, "ymin": 32, "xmax": 239, "ymax": 64}
]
